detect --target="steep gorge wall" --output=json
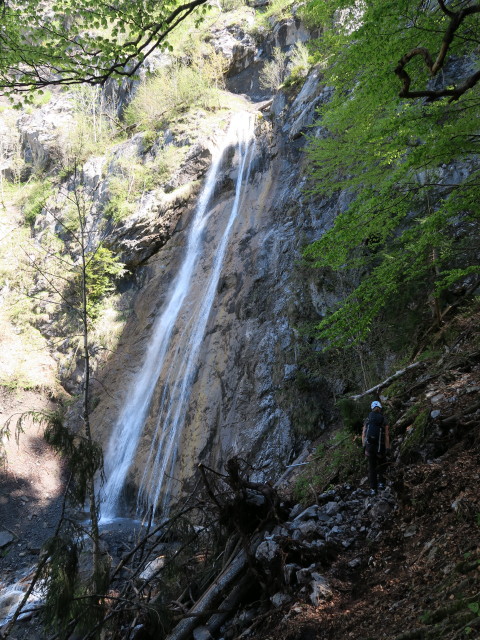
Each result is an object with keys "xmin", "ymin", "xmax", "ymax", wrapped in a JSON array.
[
  {"xmin": 0, "ymin": 10, "xmax": 347, "ymax": 514},
  {"xmin": 90, "ymin": 30, "xmax": 346, "ymax": 510}
]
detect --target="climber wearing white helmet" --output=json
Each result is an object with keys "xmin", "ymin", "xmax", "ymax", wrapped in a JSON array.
[{"xmin": 362, "ymin": 400, "xmax": 390, "ymax": 495}]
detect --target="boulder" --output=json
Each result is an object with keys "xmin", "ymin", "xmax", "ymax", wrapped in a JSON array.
[
  {"xmin": 322, "ymin": 501, "xmax": 340, "ymax": 516},
  {"xmin": 270, "ymin": 592, "xmax": 292, "ymax": 607},
  {"xmin": 0, "ymin": 531, "xmax": 14, "ymax": 548},
  {"xmin": 310, "ymin": 573, "xmax": 332, "ymax": 606},
  {"xmin": 193, "ymin": 626, "xmax": 213, "ymax": 640},
  {"xmin": 210, "ymin": 25, "xmax": 256, "ymax": 77},
  {"xmin": 255, "ymin": 539, "xmax": 280, "ymax": 563},
  {"xmin": 293, "ymin": 504, "xmax": 319, "ymax": 521}
]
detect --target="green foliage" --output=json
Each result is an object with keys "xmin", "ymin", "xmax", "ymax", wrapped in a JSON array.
[
  {"xmin": 294, "ymin": 426, "xmax": 363, "ymax": 502},
  {"xmin": 282, "ymin": 65, "xmax": 308, "ymax": 91},
  {"xmin": 400, "ymin": 409, "xmax": 429, "ymax": 459},
  {"xmin": 21, "ymin": 179, "xmax": 53, "ymax": 225},
  {"xmin": 283, "ymin": 42, "xmax": 310, "ymax": 90},
  {"xmin": 254, "ymin": 0, "xmax": 295, "ymax": 29},
  {"xmin": 259, "ymin": 47, "xmax": 288, "ymax": 91},
  {"xmin": 124, "ymin": 49, "xmax": 226, "ymax": 132},
  {"xmin": 336, "ymin": 396, "xmax": 370, "ymax": 431},
  {"xmin": 301, "ymin": 0, "xmax": 480, "ymax": 350},
  {"xmin": 42, "ymin": 536, "xmax": 79, "ymax": 628},
  {"xmin": 219, "ymin": 0, "xmax": 246, "ymax": 11},
  {"xmin": 67, "ymin": 85, "xmax": 122, "ymax": 160},
  {"xmin": 0, "ymin": 0, "xmax": 210, "ymax": 97},
  {"xmin": 75, "ymin": 247, "xmax": 125, "ymax": 320}
]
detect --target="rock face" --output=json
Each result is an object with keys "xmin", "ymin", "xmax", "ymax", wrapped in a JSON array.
[
  {"xmin": 1, "ymin": 11, "xmax": 341, "ymax": 515},
  {"xmin": 91, "ymin": 56, "xmax": 348, "ymax": 513},
  {"xmin": 17, "ymin": 96, "xmax": 74, "ymax": 173}
]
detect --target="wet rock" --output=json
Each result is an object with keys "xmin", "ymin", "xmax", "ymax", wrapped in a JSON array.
[
  {"xmin": 431, "ymin": 409, "xmax": 441, "ymax": 419},
  {"xmin": 285, "ymin": 73, "xmax": 332, "ymax": 140}
]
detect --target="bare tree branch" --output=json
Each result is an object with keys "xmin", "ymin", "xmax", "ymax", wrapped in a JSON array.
[{"xmin": 395, "ymin": 3, "xmax": 480, "ymax": 102}]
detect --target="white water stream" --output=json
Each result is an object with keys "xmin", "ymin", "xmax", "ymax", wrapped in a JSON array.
[{"xmin": 102, "ymin": 112, "xmax": 255, "ymax": 520}]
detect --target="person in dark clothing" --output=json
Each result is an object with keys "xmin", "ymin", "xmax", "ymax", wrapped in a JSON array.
[{"xmin": 362, "ymin": 400, "xmax": 390, "ymax": 494}]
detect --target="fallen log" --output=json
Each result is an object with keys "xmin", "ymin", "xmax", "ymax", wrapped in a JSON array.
[
  {"xmin": 349, "ymin": 361, "xmax": 423, "ymax": 401},
  {"xmin": 203, "ymin": 574, "xmax": 251, "ymax": 636},
  {"xmin": 439, "ymin": 400, "xmax": 480, "ymax": 428},
  {"xmin": 165, "ymin": 535, "xmax": 262, "ymax": 640}
]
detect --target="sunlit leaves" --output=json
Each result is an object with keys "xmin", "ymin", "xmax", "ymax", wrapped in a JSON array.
[
  {"xmin": 303, "ymin": 0, "xmax": 480, "ymax": 349},
  {"xmin": 0, "ymin": 0, "xmax": 209, "ymax": 94}
]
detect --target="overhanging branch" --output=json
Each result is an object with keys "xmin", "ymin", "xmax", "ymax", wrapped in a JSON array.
[
  {"xmin": 394, "ymin": 2, "xmax": 480, "ymax": 102},
  {"xmin": 0, "ymin": 0, "xmax": 208, "ymax": 92}
]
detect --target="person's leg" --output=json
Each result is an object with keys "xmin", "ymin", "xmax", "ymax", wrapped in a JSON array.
[
  {"xmin": 368, "ymin": 450, "xmax": 378, "ymax": 491},
  {"xmin": 378, "ymin": 454, "xmax": 387, "ymax": 487}
]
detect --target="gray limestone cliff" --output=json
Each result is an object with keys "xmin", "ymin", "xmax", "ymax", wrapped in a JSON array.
[{"xmin": 0, "ymin": 9, "xmax": 346, "ymax": 515}]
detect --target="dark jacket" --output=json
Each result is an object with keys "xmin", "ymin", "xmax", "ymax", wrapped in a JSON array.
[{"xmin": 364, "ymin": 411, "xmax": 387, "ymax": 455}]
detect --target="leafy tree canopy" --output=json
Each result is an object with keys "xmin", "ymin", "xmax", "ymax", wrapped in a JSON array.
[
  {"xmin": 302, "ymin": 0, "xmax": 480, "ymax": 349},
  {"xmin": 0, "ymin": 0, "xmax": 209, "ymax": 99}
]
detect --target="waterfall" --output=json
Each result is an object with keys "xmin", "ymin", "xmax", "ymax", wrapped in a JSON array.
[{"xmin": 102, "ymin": 111, "xmax": 255, "ymax": 520}]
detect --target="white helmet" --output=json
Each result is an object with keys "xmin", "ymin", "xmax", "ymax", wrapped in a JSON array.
[{"xmin": 371, "ymin": 401, "xmax": 382, "ymax": 410}]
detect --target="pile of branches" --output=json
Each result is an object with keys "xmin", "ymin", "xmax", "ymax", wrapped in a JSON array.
[{"xmin": 2, "ymin": 457, "xmax": 290, "ymax": 640}]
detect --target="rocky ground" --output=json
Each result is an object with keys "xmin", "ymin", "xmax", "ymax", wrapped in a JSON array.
[
  {"xmin": 214, "ymin": 308, "xmax": 480, "ymax": 640},
  {"xmin": 1, "ymin": 308, "xmax": 479, "ymax": 640},
  {"xmin": 248, "ymin": 448, "xmax": 480, "ymax": 640}
]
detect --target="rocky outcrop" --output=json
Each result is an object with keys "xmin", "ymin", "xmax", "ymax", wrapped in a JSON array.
[
  {"xmin": 0, "ymin": 111, "xmax": 22, "ymax": 181},
  {"xmin": 17, "ymin": 96, "xmax": 74, "ymax": 173},
  {"xmin": 107, "ymin": 180, "xmax": 202, "ymax": 267},
  {"xmin": 211, "ymin": 22, "xmax": 257, "ymax": 78}
]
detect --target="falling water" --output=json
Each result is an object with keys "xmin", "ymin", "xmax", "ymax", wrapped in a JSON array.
[{"xmin": 102, "ymin": 111, "xmax": 255, "ymax": 520}]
